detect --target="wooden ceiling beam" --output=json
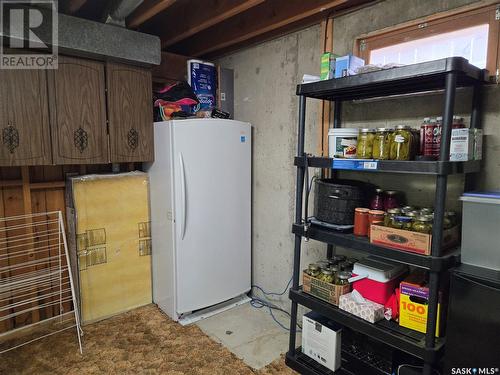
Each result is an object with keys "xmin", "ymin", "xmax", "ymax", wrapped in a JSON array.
[
  {"xmin": 61, "ymin": 0, "xmax": 89, "ymax": 15},
  {"xmin": 127, "ymin": 0, "xmax": 177, "ymax": 29},
  {"xmin": 160, "ymin": 0, "xmax": 265, "ymax": 49},
  {"xmin": 174, "ymin": 0, "xmax": 350, "ymax": 57}
]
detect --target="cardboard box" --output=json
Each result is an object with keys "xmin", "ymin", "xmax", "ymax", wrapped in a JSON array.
[
  {"xmin": 302, "ymin": 312, "xmax": 342, "ymax": 371},
  {"xmin": 303, "ymin": 271, "xmax": 351, "ymax": 306},
  {"xmin": 334, "ymin": 54, "xmax": 365, "ymax": 78},
  {"xmin": 399, "ymin": 271, "xmax": 443, "ymax": 337},
  {"xmin": 320, "ymin": 52, "xmax": 339, "ymax": 80},
  {"xmin": 449, "ymin": 128, "xmax": 483, "ymax": 161},
  {"xmin": 338, "ymin": 292, "xmax": 385, "ymax": 323},
  {"xmin": 370, "ymin": 224, "xmax": 459, "ymax": 255}
]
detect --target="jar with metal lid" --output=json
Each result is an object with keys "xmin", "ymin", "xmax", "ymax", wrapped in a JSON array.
[
  {"xmin": 329, "ymin": 255, "xmax": 346, "ymax": 266},
  {"xmin": 405, "ymin": 211, "xmax": 418, "ymax": 221},
  {"xmin": 327, "ymin": 264, "xmax": 339, "ymax": 279},
  {"xmin": 401, "ymin": 205, "xmax": 415, "ymax": 214},
  {"xmin": 383, "ymin": 190, "xmax": 400, "ymax": 210},
  {"xmin": 356, "ymin": 128, "xmax": 376, "ymax": 159},
  {"xmin": 338, "ymin": 260, "xmax": 354, "ymax": 272},
  {"xmin": 444, "ymin": 211, "xmax": 457, "ymax": 228},
  {"xmin": 420, "ymin": 207, "xmax": 433, "ymax": 216},
  {"xmin": 306, "ymin": 263, "xmax": 321, "ymax": 278},
  {"xmin": 384, "ymin": 208, "xmax": 402, "ymax": 227},
  {"xmin": 369, "ymin": 189, "xmax": 384, "ymax": 211},
  {"xmin": 372, "ymin": 128, "xmax": 392, "ymax": 160},
  {"xmin": 317, "ymin": 260, "xmax": 329, "ymax": 269},
  {"xmin": 411, "ymin": 215, "xmax": 432, "ymax": 234},
  {"xmin": 320, "ymin": 268, "xmax": 335, "ymax": 284},
  {"xmin": 336, "ymin": 271, "xmax": 351, "ymax": 286},
  {"xmin": 390, "ymin": 125, "xmax": 413, "ymax": 160},
  {"xmin": 393, "ymin": 215, "xmax": 413, "ymax": 230}
]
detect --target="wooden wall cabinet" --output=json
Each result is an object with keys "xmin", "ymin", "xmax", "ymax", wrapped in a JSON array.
[
  {"xmin": 0, "ymin": 70, "xmax": 52, "ymax": 166},
  {"xmin": 106, "ymin": 63, "xmax": 154, "ymax": 162},
  {"xmin": 48, "ymin": 56, "xmax": 109, "ymax": 165},
  {"xmin": 0, "ymin": 56, "xmax": 153, "ymax": 167}
]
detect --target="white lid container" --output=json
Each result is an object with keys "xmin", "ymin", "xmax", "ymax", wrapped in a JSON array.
[
  {"xmin": 328, "ymin": 128, "xmax": 358, "ymax": 159},
  {"xmin": 352, "ymin": 256, "xmax": 408, "ymax": 283},
  {"xmin": 460, "ymin": 192, "xmax": 500, "ymax": 270}
]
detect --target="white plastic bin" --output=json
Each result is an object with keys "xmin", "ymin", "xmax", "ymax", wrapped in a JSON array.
[
  {"xmin": 328, "ymin": 128, "xmax": 358, "ymax": 158},
  {"xmin": 460, "ymin": 192, "xmax": 500, "ymax": 270}
]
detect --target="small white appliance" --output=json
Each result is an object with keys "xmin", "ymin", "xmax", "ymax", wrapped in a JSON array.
[
  {"xmin": 146, "ymin": 119, "xmax": 251, "ymax": 324},
  {"xmin": 302, "ymin": 312, "xmax": 342, "ymax": 371}
]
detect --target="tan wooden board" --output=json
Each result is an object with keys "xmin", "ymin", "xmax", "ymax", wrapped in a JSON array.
[{"xmin": 72, "ymin": 172, "xmax": 152, "ymax": 323}]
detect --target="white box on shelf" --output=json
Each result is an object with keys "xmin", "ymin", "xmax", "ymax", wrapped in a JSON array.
[
  {"xmin": 449, "ymin": 128, "xmax": 483, "ymax": 161},
  {"xmin": 302, "ymin": 312, "xmax": 342, "ymax": 371}
]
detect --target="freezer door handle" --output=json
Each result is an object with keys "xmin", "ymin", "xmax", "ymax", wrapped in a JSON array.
[{"xmin": 179, "ymin": 153, "xmax": 187, "ymax": 240}]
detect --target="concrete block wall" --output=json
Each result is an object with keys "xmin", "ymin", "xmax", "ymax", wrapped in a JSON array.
[{"xmin": 218, "ymin": 0, "xmax": 500, "ymax": 311}]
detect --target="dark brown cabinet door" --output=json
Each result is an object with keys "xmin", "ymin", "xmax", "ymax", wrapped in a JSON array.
[
  {"xmin": 106, "ymin": 63, "xmax": 153, "ymax": 162},
  {"xmin": 0, "ymin": 70, "xmax": 52, "ymax": 166},
  {"xmin": 48, "ymin": 56, "xmax": 108, "ymax": 164}
]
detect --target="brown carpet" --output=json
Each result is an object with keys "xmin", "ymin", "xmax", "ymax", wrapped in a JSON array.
[{"xmin": 0, "ymin": 304, "xmax": 297, "ymax": 375}]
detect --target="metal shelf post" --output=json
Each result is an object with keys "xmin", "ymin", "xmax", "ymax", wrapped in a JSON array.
[
  {"xmin": 423, "ymin": 71, "xmax": 458, "ymax": 375},
  {"xmin": 288, "ymin": 95, "xmax": 307, "ymax": 355}
]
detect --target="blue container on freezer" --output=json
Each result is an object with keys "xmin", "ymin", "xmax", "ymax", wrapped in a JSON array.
[
  {"xmin": 460, "ymin": 192, "xmax": 500, "ymax": 271},
  {"xmin": 187, "ymin": 59, "xmax": 217, "ymax": 112}
]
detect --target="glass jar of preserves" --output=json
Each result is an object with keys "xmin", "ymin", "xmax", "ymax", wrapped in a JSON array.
[
  {"xmin": 370, "ymin": 189, "xmax": 384, "ymax": 210},
  {"xmin": 320, "ymin": 269, "xmax": 335, "ymax": 284},
  {"xmin": 394, "ymin": 215, "xmax": 413, "ymax": 230},
  {"xmin": 306, "ymin": 263, "xmax": 320, "ymax": 278},
  {"xmin": 317, "ymin": 260, "xmax": 329, "ymax": 270},
  {"xmin": 383, "ymin": 190, "xmax": 400, "ymax": 210},
  {"xmin": 354, "ymin": 207, "xmax": 370, "ymax": 237},
  {"xmin": 444, "ymin": 211, "xmax": 457, "ymax": 228},
  {"xmin": 384, "ymin": 208, "xmax": 402, "ymax": 227},
  {"xmin": 372, "ymin": 128, "xmax": 392, "ymax": 160},
  {"xmin": 356, "ymin": 128, "xmax": 376, "ymax": 159},
  {"xmin": 401, "ymin": 205, "xmax": 415, "ymax": 214},
  {"xmin": 412, "ymin": 215, "xmax": 432, "ymax": 234},
  {"xmin": 336, "ymin": 271, "xmax": 351, "ymax": 286},
  {"xmin": 390, "ymin": 125, "xmax": 413, "ymax": 160},
  {"xmin": 329, "ymin": 255, "xmax": 346, "ymax": 266},
  {"xmin": 420, "ymin": 207, "xmax": 433, "ymax": 216}
]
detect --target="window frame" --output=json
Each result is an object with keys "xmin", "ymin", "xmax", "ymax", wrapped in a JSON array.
[{"xmin": 355, "ymin": 3, "xmax": 500, "ymax": 77}]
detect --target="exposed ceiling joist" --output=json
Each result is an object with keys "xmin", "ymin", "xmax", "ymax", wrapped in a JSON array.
[
  {"xmin": 127, "ymin": 0, "xmax": 176, "ymax": 28},
  {"xmin": 174, "ymin": 0, "xmax": 349, "ymax": 57},
  {"xmin": 61, "ymin": 0, "xmax": 89, "ymax": 14},
  {"xmin": 159, "ymin": 0, "xmax": 265, "ymax": 48}
]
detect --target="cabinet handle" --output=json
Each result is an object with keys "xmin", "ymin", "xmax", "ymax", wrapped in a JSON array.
[
  {"xmin": 74, "ymin": 127, "xmax": 88, "ymax": 153},
  {"xmin": 2, "ymin": 123, "xmax": 19, "ymax": 154},
  {"xmin": 127, "ymin": 128, "xmax": 139, "ymax": 150}
]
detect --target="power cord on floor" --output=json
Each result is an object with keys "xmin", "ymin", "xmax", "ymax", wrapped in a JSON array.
[{"xmin": 250, "ymin": 278, "xmax": 302, "ymax": 332}]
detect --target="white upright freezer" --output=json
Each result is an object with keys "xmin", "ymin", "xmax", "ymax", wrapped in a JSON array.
[{"xmin": 146, "ymin": 119, "xmax": 251, "ymax": 323}]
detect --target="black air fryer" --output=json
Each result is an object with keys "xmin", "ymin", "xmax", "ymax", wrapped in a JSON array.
[{"xmin": 314, "ymin": 179, "xmax": 373, "ymax": 225}]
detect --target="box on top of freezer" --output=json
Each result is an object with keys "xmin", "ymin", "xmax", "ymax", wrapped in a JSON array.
[{"xmin": 302, "ymin": 312, "xmax": 342, "ymax": 371}]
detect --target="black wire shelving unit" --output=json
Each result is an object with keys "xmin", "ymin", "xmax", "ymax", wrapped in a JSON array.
[{"xmin": 286, "ymin": 57, "xmax": 487, "ymax": 375}]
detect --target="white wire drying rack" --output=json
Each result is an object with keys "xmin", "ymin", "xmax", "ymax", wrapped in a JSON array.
[{"xmin": 0, "ymin": 211, "xmax": 82, "ymax": 354}]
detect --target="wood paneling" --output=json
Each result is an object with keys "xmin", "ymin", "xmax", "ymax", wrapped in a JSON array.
[
  {"xmin": 0, "ymin": 70, "xmax": 52, "ymax": 166},
  {"xmin": 106, "ymin": 63, "xmax": 154, "ymax": 162},
  {"xmin": 48, "ymin": 56, "xmax": 108, "ymax": 165}
]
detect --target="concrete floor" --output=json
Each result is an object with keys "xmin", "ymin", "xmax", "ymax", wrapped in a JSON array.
[{"xmin": 196, "ymin": 302, "xmax": 299, "ymax": 370}]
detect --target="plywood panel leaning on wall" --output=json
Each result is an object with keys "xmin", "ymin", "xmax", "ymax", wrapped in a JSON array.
[
  {"xmin": 106, "ymin": 62, "xmax": 154, "ymax": 162},
  {"xmin": 71, "ymin": 172, "xmax": 152, "ymax": 323},
  {"xmin": 48, "ymin": 56, "xmax": 109, "ymax": 164},
  {"xmin": 0, "ymin": 70, "xmax": 52, "ymax": 166}
]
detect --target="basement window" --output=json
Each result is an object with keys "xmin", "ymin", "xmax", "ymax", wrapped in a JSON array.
[{"xmin": 357, "ymin": 4, "xmax": 500, "ymax": 76}]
